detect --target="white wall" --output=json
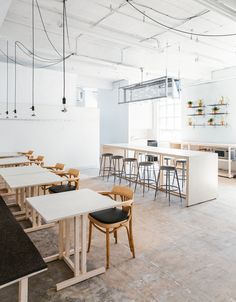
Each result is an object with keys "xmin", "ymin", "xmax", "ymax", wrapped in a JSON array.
[
  {"xmin": 0, "ymin": 63, "xmax": 100, "ymax": 169},
  {"xmin": 98, "ymin": 80, "xmax": 129, "ymax": 145},
  {"xmin": 181, "ymin": 78, "xmax": 236, "ymax": 144}
]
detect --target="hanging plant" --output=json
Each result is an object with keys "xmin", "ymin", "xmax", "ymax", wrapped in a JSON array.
[{"xmin": 198, "ymin": 99, "xmax": 203, "ymax": 107}]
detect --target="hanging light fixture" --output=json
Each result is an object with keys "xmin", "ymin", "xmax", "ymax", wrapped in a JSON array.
[
  {"xmin": 5, "ymin": 40, "xmax": 9, "ymax": 118},
  {"xmin": 61, "ymin": 0, "xmax": 67, "ymax": 112},
  {"xmin": 31, "ymin": 0, "xmax": 36, "ymax": 117}
]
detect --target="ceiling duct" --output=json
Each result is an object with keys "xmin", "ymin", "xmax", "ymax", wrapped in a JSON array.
[{"xmin": 118, "ymin": 76, "xmax": 180, "ymax": 104}]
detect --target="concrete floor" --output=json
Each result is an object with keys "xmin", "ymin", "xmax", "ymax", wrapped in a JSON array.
[{"xmin": 1, "ymin": 174, "xmax": 236, "ymax": 302}]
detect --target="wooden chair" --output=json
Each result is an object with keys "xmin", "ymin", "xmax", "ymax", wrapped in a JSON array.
[
  {"xmin": 30, "ymin": 155, "xmax": 44, "ymax": 166},
  {"xmin": 88, "ymin": 186, "xmax": 135, "ymax": 269},
  {"xmin": 22, "ymin": 150, "xmax": 34, "ymax": 159},
  {"xmin": 48, "ymin": 168, "xmax": 80, "ymax": 194},
  {"xmin": 44, "ymin": 163, "xmax": 65, "ymax": 172}
]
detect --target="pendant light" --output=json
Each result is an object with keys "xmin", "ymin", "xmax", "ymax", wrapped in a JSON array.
[
  {"xmin": 31, "ymin": 0, "xmax": 36, "ymax": 117},
  {"xmin": 61, "ymin": 0, "xmax": 67, "ymax": 112},
  {"xmin": 6, "ymin": 40, "xmax": 9, "ymax": 118}
]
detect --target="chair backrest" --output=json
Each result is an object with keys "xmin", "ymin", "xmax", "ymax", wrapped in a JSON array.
[
  {"xmin": 37, "ymin": 155, "xmax": 44, "ymax": 161},
  {"xmin": 111, "ymin": 186, "xmax": 134, "ymax": 201},
  {"xmin": 67, "ymin": 168, "xmax": 80, "ymax": 178},
  {"xmin": 55, "ymin": 163, "xmax": 65, "ymax": 170}
]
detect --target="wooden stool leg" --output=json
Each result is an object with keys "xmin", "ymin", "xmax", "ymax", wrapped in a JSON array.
[
  {"xmin": 106, "ymin": 228, "xmax": 110, "ymax": 269},
  {"xmin": 87, "ymin": 221, "xmax": 93, "ymax": 252},
  {"xmin": 129, "ymin": 220, "xmax": 135, "ymax": 258}
]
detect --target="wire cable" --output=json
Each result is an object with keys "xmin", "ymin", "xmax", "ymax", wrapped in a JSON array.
[
  {"xmin": 126, "ymin": 0, "xmax": 236, "ymax": 37},
  {"xmin": 6, "ymin": 41, "xmax": 9, "ymax": 117},
  {"xmin": 14, "ymin": 42, "xmax": 17, "ymax": 117},
  {"xmin": 35, "ymin": 0, "xmax": 62, "ymax": 57},
  {"xmin": 131, "ymin": 1, "xmax": 210, "ymax": 21}
]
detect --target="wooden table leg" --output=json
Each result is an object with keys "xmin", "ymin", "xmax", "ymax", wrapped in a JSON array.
[
  {"xmin": 58, "ymin": 220, "xmax": 65, "ymax": 260},
  {"xmin": 74, "ymin": 216, "xmax": 80, "ymax": 277},
  {"xmin": 19, "ymin": 278, "xmax": 28, "ymax": 302},
  {"xmin": 81, "ymin": 214, "xmax": 87, "ymax": 274}
]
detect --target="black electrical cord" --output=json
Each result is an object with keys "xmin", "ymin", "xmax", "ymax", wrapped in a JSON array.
[
  {"xmin": 64, "ymin": 3, "xmax": 71, "ymax": 53},
  {"xmin": 126, "ymin": 0, "xmax": 236, "ymax": 37},
  {"xmin": 62, "ymin": 0, "xmax": 67, "ymax": 112},
  {"xmin": 131, "ymin": 1, "xmax": 210, "ymax": 21},
  {"xmin": 31, "ymin": 0, "xmax": 35, "ymax": 116},
  {"xmin": 35, "ymin": 0, "xmax": 62, "ymax": 57},
  {"xmin": 16, "ymin": 41, "xmax": 61, "ymax": 62},
  {"xmin": 14, "ymin": 42, "xmax": 17, "ymax": 118},
  {"xmin": 6, "ymin": 41, "xmax": 9, "ymax": 118}
]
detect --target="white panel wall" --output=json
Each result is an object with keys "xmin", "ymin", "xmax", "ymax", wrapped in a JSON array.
[
  {"xmin": 97, "ymin": 80, "xmax": 129, "ymax": 145},
  {"xmin": 0, "ymin": 63, "xmax": 100, "ymax": 169}
]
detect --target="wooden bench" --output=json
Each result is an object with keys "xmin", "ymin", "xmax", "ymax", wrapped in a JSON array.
[{"xmin": 0, "ymin": 196, "xmax": 47, "ymax": 302}]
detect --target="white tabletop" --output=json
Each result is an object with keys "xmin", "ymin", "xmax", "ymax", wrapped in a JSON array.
[
  {"xmin": 0, "ymin": 152, "xmax": 21, "ymax": 158},
  {"xmin": 104, "ymin": 143, "xmax": 215, "ymax": 158},
  {"xmin": 0, "ymin": 165, "xmax": 48, "ymax": 177},
  {"xmin": 0, "ymin": 156, "xmax": 30, "ymax": 166},
  {"xmin": 27, "ymin": 188, "xmax": 120, "ymax": 223},
  {"xmin": 3, "ymin": 171, "xmax": 63, "ymax": 189}
]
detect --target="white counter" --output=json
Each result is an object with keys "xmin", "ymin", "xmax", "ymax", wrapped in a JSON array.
[{"xmin": 103, "ymin": 143, "xmax": 218, "ymax": 207}]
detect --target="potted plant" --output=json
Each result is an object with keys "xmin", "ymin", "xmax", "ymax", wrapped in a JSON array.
[
  {"xmin": 212, "ymin": 106, "xmax": 220, "ymax": 114},
  {"xmin": 208, "ymin": 118, "xmax": 214, "ymax": 126},
  {"xmin": 219, "ymin": 96, "xmax": 224, "ymax": 105},
  {"xmin": 187, "ymin": 101, "xmax": 193, "ymax": 108},
  {"xmin": 197, "ymin": 108, "xmax": 204, "ymax": 115},
  {"xmin": 198, "ymin": 99, "xmax": 203, "ymax": 107},
  {"xmin": 188, "ymin": 118, "xmax": 193, "ymax": 126}
]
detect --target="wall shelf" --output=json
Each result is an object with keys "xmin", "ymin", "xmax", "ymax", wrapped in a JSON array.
[
  {"xmin": 207, "ymin": 103, "xmax": 228, "ymax": 107},
  {"xmin": 208, "ymin": 113, "xmax": 228, "ymax": 116},
  {"xmin": 188, "ymin": 114, "xmax": 205, "ymax": 116}
]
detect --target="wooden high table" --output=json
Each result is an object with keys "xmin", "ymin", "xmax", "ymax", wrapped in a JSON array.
[
  {"xmin": 0, "ymin": 152, "xmax": 22, "ymax": 158},
  {"xmin": 103, "ymin": 143, "xmax": 218, "ymax": 207},
  {"xmin": 26, "ymin": 189, "xmax": 122, "ymax": 291},
  {"xmin": 0, "ymin": 156, "xmax": 30, "ymax": 167},
  {"xmin": 3, "ymin": 171, "xmax": 63, "ymax": 232}
]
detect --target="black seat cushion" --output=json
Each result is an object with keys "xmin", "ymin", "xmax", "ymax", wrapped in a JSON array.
[
  {"xmin": 49, "ymin": 184, "xmax": 76, "ymax": 194},
  {"xmin": 0, "ymin": 196, "xmax": 47, "ymax": 286},
  {"xmin": 90, "ymin": 208, "xmax": 128, "ymax": 224}
]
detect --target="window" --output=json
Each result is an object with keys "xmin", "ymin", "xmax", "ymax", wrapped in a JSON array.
[{"xmin": 155, "ymin": 98, "xmax": 182, "ymax": 142}]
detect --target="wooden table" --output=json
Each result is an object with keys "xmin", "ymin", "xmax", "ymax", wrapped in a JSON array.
[
  {"xmin": 0, "ymin": 165, "xmax": 47, "ymax": 177},
  {"xmin": 0, "ymin": 152, "xmax": 21, "ymax": 158},
  {"xmin": 0, "ymin": 157, "xmax": 30, "ymax": 167},
  {"xmin": 103, "ymin": 143, "xmax": 218, "ymax": 206},
  {"xmin": 26, "ymin": 189, "xmax": 121, "ymax": 291},
  {"xmin": 3, "ymin": 172, "xmax": 63, "ymax": 232}
]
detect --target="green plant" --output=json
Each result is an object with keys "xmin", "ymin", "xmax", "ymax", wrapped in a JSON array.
[
  {"xmin": 197, "ymin": 108, "xmax": 203, "ymax": 114},
  {"xmin": 208, "ymin": 118, "xmax": 214, "ymax": 125},
  {"xmin": 212, "ymin": 106, "xmax": 219, "ymax": 112},
  {"xmin": 187, "ymin": 101, "xmax": 193, "ymax": 107}
]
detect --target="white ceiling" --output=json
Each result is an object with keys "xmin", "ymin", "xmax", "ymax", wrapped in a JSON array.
[{"xmin": 1, "ymin": 0, "xmax": 236, "ymax": 87}]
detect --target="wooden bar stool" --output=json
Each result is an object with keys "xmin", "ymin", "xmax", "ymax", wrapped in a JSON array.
[{"xmin": 99, "ymin": 153, "xmax": 113, "ymax": 180}]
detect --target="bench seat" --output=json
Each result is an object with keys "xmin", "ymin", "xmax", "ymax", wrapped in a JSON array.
[{"xmin": 0, "ymin": 196, "xmax": 47, "ymax": 287}]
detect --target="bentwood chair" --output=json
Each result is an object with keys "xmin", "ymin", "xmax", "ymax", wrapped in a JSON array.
[
  {"xmin": 44, "ymin": 163, "xmax": 65, "ymax": 173},
  {"xmin": 30, "ymin": 155, "xmax": 44, "ymax": 166},
  {"xmin": 88, "ymin": 186, "xmax": 135, "ymax": 269},
  {"xmin": 23, "ymin": 150, "xmax": 34, "ymax": 159},
  {"xmin": 48, "ymin": 168, "xmax": 80, "ymax": 194}
]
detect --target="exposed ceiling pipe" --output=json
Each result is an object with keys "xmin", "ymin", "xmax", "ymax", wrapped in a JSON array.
[{"xmin": 193, "ymin": 0, "xmax": 236, "ymax": 21}]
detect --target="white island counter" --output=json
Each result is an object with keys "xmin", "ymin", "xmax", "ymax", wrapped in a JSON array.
[{"xmin": 102, "ymin": 143, "xmax": 218, "ymax": 207}]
